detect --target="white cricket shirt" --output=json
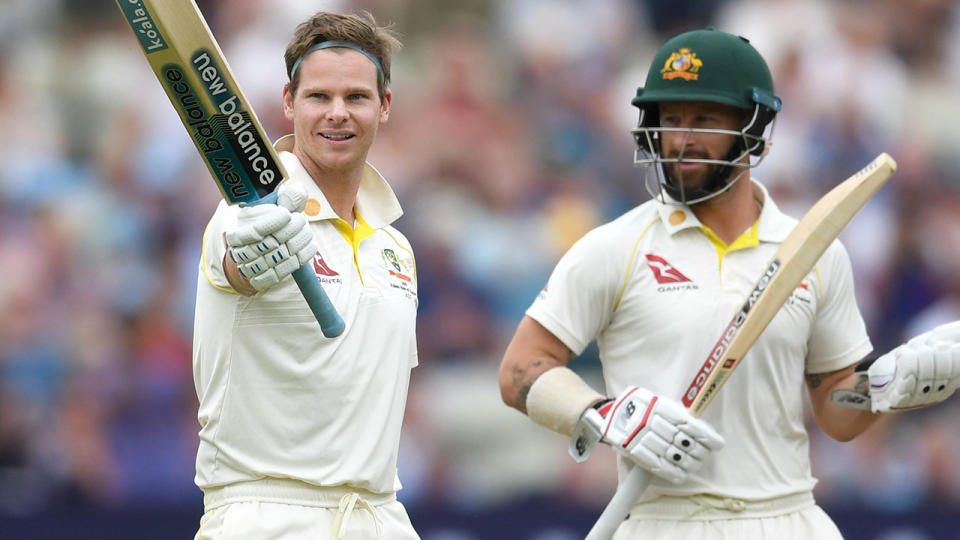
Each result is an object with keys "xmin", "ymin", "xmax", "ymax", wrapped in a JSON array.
[
  {"xmin": 527, "ymin": 181, "xmax": 871, "ymax": 501},
  {"xmin": 193, "ymin": 135, "xmax": 418, "ymax": 494}
]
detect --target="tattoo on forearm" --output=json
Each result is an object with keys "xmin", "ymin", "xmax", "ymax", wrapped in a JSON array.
[
  {"xmin": 853, "ymin": 373, "xmax": 869, "ymax": 395},
  {"xmin": 511, "ymin": 357, "xmax": 561, "ymax": 411}
]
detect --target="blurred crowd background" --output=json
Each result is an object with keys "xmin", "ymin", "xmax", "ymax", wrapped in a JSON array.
[{"xmin": 2, "ymin": 0, "xmax": 960, "ymax": 538}]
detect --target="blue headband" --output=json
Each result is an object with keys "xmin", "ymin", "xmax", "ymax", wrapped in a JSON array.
[{"xmin": 289, "ymin": 40, "xmax": 385, "ymax": 84}]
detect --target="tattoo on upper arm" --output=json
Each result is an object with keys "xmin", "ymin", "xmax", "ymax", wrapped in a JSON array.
[
  {"xmin": 806, "ymin": 373, "xmax": 824, "ymax": 389},
  {"xmin": 806, "ymin": 365, "xmax": 853, "ymax": 390}
]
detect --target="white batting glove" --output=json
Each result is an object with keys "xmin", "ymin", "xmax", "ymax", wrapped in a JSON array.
[
  {"xmin": 868, "ymin": 321, "xmax": 960, "ymax": 412},
  {"xmin": 225, "ymin": 184, "xmax": 317, "ymax": 292},
  {"xmin": 569, "ymin": 386, "xmax": 724, "ymax": 484}
]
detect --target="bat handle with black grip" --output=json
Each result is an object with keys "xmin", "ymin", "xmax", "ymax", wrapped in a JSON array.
[{"xmin": 249, "ymin": 192, "xmax": 345, "ymax": 338}]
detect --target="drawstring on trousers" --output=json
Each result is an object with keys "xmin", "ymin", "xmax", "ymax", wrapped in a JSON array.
[
  {"xmin": 686, "ymin": 494, "xmax": 748, "ymax": 517},
  {"xmin": 331, "ymin": 492, "xmax": 382, "ymax": 540}
]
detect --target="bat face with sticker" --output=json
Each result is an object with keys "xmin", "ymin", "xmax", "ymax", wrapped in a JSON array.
[{"xmin": 115, "ymin": 0, "xmax": 343, "ymax": 337}]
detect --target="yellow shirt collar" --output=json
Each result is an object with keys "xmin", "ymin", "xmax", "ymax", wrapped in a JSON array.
[{"xmin": 655, "ymin": 180, "xmax": 795, "ymax": 243}]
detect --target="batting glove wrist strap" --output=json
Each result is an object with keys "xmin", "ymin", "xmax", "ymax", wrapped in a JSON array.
[
  {"xmin": 569, "ymin": 400, "xmax": 613, "ymax": 463},
  {"xmin": 868, "ymin": 321, "xmax": 960, "ymax": 413}
]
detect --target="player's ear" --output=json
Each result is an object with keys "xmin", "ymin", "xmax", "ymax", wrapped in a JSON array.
[
  {"xmin": 282, "ymin": 83, "xmax": 295, "ymax": 120},
  {"xmin": 379, "ymin": 88, "xmax": 391, "ymax": 124}
]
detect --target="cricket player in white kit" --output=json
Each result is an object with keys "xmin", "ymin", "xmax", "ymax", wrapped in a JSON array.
[
  {"xmin": 192, "ymin": 12, "xmax": 419, "ymax": 540},
  {"xmin": 499, "ymin": 28, "xmax": 960, "ymax": 539}
]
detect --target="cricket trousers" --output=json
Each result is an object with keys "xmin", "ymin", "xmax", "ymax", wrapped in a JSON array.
[
  {"xmin": 614, "ymin": 491, "xmax": 844, "ymax": 540},
  {"xmin": 195, "ymin": 478, "xmax": 420, "ymax": 540}
]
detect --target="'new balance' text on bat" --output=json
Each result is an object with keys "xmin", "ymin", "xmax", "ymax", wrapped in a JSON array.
[{"xmin": 116, "ymin": 0, "xmax": 344, "ymax": 337}]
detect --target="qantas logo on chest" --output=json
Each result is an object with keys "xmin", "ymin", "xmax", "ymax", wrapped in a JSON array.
[
  {"xmin": 313, "ymin": 253, "xmax": 338, "ymax": 276},
  {"xmin": 645, "ymin": 254, "xmax": 690, "ymax": 283},
  {"xmin": 645, "ymin": 254, "xmax": 697, "ymax": 292},
  {"xmin": 312, "ymin": 252, "xmax": 342, "ymax": 284}
]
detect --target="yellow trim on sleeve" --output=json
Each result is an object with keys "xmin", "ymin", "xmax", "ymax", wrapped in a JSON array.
[
  {"xmin": 200, "ymin": 222, "xmax": 239, "ymax": 295},
  {"xmin": 331, "ymin": 212, "xmax": 377, "ymax": 283},
  {"xmin": 614, "ymin": 218, "xmax": 659, "ymax": 311},
  {"xmin": 699, "ymin": 219, "xmax": 759, "ymax": 272}
]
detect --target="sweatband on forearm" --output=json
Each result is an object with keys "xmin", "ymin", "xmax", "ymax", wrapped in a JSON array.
[{"xmin": 525, "ymin": 366, "xmax": 605, "ymax": 436}]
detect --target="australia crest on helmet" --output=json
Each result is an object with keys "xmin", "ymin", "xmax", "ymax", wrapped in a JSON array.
[{"xmin": 661, "ymin": 47, "xmax": 703, "ymax": 81}]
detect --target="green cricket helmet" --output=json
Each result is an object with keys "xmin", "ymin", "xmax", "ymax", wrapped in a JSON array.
[{"xmin": 631, "ymin": 27, "xmax": 782, "ymax": 205}]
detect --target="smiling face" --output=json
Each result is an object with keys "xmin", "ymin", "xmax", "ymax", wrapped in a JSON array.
[
  {"xmin": 657, "ymin": 101, "xmax": 743, "ymax": 192},
  {"xmin": 283, "ymin": 48, "xmax": 391, "ymax": 179}
]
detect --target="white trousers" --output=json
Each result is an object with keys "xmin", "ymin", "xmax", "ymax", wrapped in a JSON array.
[
  {"xmin": 194, "ymin": 479, "xmax": 420, "ymax": 540},
  {"xmin": 614, "ymin": 492, "xmax": 844, "ymax": 540}
]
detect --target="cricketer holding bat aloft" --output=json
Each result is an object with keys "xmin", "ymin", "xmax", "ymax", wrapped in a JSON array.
[
  {"xmin": 192, "ymin": 11, "xmax": 420, "ymax": 540},
  {"xmin": 499, "ymin": 27, "xmax": 960, "ymax": 539}
]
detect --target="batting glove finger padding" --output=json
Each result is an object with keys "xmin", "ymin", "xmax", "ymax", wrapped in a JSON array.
[
  {"xmin": 234, "ymin": 233, "xmax": 315, "ymax": 292},
  {"xmin": 230, "ymin": 236, "xmax": 281, "ymax": 263},
  {"xmin": 868, "ymin": 321, "xmax": 960, "ymax": 412},
  {"xmin": 276, "ymin": 183, "xmax": 308, "ymax": 213},
  {"xmin": 569, "ymin": 386, "xmax": 724, "ymax": 484},
  {"xmin": 225, "ymin": 188, "xmax": 318, "ymax": 292},
  {"xmin": 226, "ymin": 205, "xmax": 292, "ymax": 246},
  {"xmin": 287, "ymin": 227, "xmax": 318, "ymax": 265},
  {"xmin": 273, "ymin": 213, "xmax": 308, "ymax": 244}
]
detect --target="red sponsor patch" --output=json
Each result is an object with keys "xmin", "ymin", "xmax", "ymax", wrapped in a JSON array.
[
  {"xmin": 645, "ymin": 254, "xmax": 691, "ymax": 284},
  {"xmin": 313, "ymin": 253, "xmax": 339, "ymax": 277},
  {"xmin": 389, "ymin": 270, "xmax": 411, "ymax": 282}
]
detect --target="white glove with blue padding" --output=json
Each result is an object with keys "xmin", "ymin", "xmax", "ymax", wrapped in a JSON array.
[
  {"xmin": 569, "ymin": 386, "xmax": 724, "ymax": 484},
  {"xmin": 226, "ymin": 184, "xmax": 317, "ymax": 292},
  {"xmin": 868, "ymin": 321, "xmax": 960, "ymax": 412}
]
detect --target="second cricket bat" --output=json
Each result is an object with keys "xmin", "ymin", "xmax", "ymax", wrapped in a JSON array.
[
  {"xmin": 116, "ymin": 0, "xmax": 344, "ymax": 337},
  {"xmin": 585, "ymin": 152, "xmax": 898, "ymax": 539}
]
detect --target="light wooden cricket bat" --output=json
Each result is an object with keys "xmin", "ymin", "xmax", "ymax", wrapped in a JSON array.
[
  {"xmin": 585, "ymin": 152, "xmax": 898, "ymax": 539},
  {"xmin": 116, "ymin": 0, "xmax": 344, "ymax": 337}
]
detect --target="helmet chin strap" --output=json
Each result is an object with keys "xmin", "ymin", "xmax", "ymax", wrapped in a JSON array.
[{"xmin": 662, "ymin": 139, "xmax": 746, "ymax": 205}]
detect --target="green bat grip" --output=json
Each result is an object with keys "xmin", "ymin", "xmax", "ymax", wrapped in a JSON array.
[{"xmin": 250, "ymin": 192, "xmax": 345, "ymax": 338}]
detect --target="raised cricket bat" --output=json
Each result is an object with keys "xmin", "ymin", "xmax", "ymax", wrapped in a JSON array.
[
  {"xmin": 116, "ymin": 0, "xmax": 344, "ymax": 337},
  {"xmin": 585, "ymin": 152, "xmax": 898, "ymax": 540}
]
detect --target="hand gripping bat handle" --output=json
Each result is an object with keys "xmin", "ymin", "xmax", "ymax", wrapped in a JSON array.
[
  {"xmin": 585, "ymin": 466, "xmax": 651, "ymax": 540},
  {"xmin": 250, "ymin": 192, "xmax": 345, "ymax": 338}
]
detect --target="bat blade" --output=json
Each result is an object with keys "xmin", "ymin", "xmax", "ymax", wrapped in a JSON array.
[
  {"xmin": 117, "ymin": 0, "xmax": 283, "ymax": 204},
  {"xmin": 116, "ymin": 0, "xmax": 345, "ymax": 337},
  {"xmin": 585, "ymin": 152, "xmax": 897, "ymax": 540}
]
